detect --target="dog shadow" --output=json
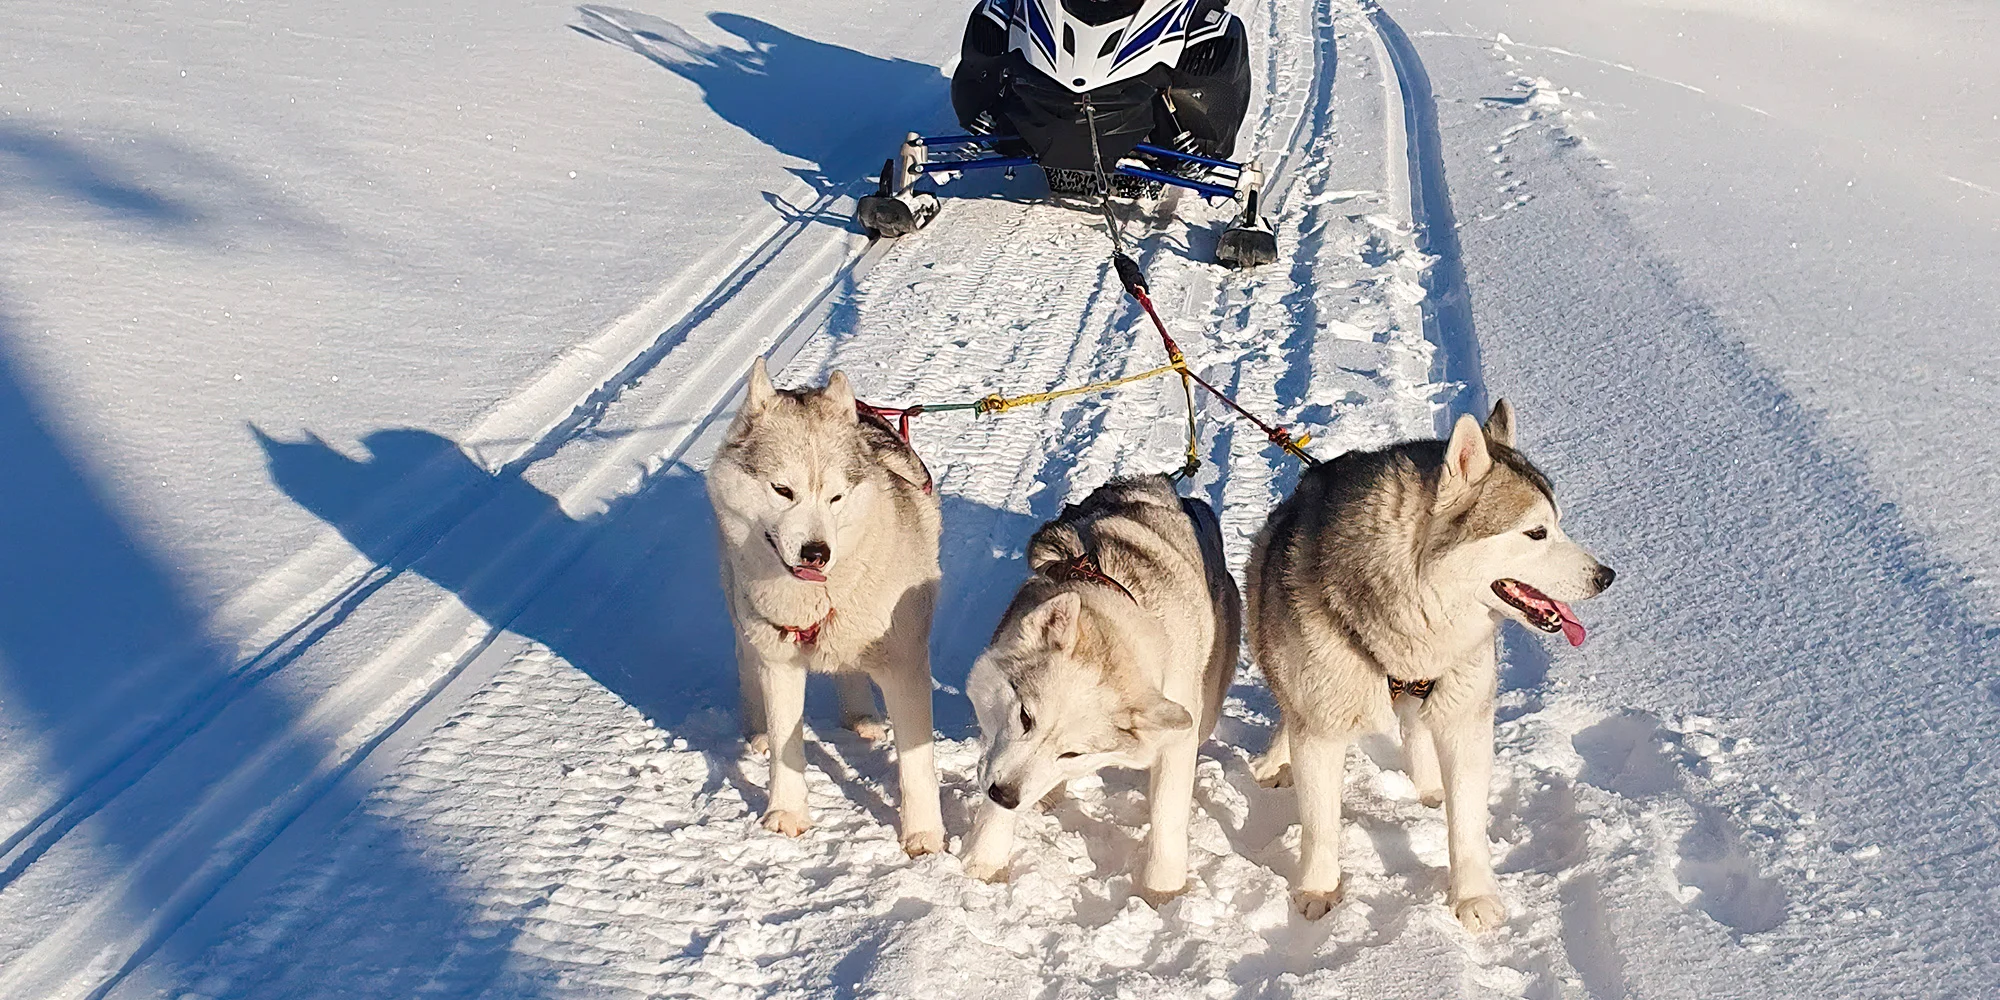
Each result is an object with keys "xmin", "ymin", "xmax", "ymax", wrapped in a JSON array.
[{"xmin": 257, "ymin": 426, "xmax": 1040, "ymax": 800}]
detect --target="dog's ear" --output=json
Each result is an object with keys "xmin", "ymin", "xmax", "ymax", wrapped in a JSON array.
[
  {"xmin": 745, "ymin": 357, "xmax": 777, "ymax": 413},
  {"xmin": 1440, "ymin": 412, "xmax": 1494, "ymax": 496},
  {"xmin": 1484, "ymin": 398, "xmax": 1516, "ymax": 449},
  {"xmin": 1122, "ymin": 694, "xmax": 1193, "ymax": 734},
  {"xmin": 822, "ymin": 370, "xmax": 858, "ymax": 421},
  {"xmin": 966, "ymin": 657, "xmax": 1013, "ymax": 739},
  {"xmin": 873, "ymin": 443, "xmax": 933, "ymax": 494},
  {"xmin": 1024, "ymin": 592, "xmax": 1082, "ymax": 654}
]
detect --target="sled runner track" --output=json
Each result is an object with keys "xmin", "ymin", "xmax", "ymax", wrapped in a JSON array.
[{"xmin": 1365, "ymin": 3, "xmax": 1485, "ymax": 430}]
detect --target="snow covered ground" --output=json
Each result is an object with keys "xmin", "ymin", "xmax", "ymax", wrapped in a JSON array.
[{"xmin": 2, "ymin": 0, "xmax": 1996, "ymax": 997}]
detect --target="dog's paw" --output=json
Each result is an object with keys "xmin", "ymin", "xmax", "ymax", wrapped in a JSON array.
[
  {"xmin": 760, "ymin": 809, "xmax": 811, "ymax": 837},
  {"xmin": 1251, "ymin": 757, "xmax": 1293, "ymax": 788},
  {"xmin": 744, "ymin": 732, "xmax": 770, "ymax": 757},
  {"xmin": 1292, "ymin": 886, "xmax": 1343, "ymax": 920},
  {"xmin": 1418, "ymin": 789, "xmax": 1445, "ymax": 808},
  {"xmin": 847, "ymin": 716, "xmax": 890, "ymax": 744},
  {"xmin": 901, "ymin": 828, "xmax": 945, "ymax": 857},
  {"xmin": 1454, "ymin": 894, "xmax": 1507, "ymax": 932},
  {"xmin": 961, "ymin": 858, "xmax": 1009, "ymax": 883},
  {"xmin": 1137, "ymin": 881, "xmax": 1189, "ymax": 908}
]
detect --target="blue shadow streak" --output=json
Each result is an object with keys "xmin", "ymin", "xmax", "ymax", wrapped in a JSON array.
[{"xmin": 0, "ymin": 124, "xmax": 197, "ymax": 228}]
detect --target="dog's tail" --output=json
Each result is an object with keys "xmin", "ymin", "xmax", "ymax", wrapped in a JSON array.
[{"xmin": 1025, "ymin": 521, "xmax": 1087, "ymax": 574}]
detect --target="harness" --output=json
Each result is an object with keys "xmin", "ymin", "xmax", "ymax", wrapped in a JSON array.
[
  {"xmin": 1387, "ymin": 676, "xmax": 1438, "ymax": 700},
  {"xmin": 1045, "ymin": 552, "xmax": 1137, "ymax": 603},
  {"xmin": 774, "ymin": 607, "xmax": 836, "ymax": 646}
]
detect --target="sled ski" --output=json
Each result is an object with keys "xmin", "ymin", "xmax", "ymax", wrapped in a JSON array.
[{"xmin": 856, "ymin": 131, "xmax": 1275, "ymax": 269}]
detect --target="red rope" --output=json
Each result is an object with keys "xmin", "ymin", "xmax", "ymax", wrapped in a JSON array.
[
  {"xmin": 845, "ymin": 253, "xmax": 1315, "ymax": 471},
  {"xmin": 1114, "ymin": 254, "xmax": 1316, "ymax": 463}
]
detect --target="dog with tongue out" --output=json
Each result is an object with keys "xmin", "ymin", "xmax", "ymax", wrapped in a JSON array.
[
  {"xmin": 1244, "ymin": 399, "xmax": 1615, "ymax": 932},
  {"xmin": 707, "ymin": 359, "xmax": 947, "ymax": 859}
]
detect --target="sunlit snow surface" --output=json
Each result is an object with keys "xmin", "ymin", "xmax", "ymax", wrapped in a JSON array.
[{"xmin": 1, "ymin": 0, "xmax": 1996, "ymax": 997}]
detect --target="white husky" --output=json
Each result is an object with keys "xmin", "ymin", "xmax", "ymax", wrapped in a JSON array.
[
  {"xmin": 961, "ymin": 475, "xmax": 1242, "ymax": 901},
  {"xmin": 706, "ymin": 359, "xmax": 945, "ymax": 856},
  {"xmin": 1247, "ymin": 401, "xmax": 1615, "ymax": 929}
]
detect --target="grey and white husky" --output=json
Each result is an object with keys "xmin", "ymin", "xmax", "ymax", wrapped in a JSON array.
[
  {"xmin": 706, "ymin": 359, "xmax": 945, "ymax": 856},
  {"xmin": 962, "ymin": 475, "xmax": 1242, "ymax": 901},
  {"xmin": 1247, "ymin": 401, "xmax": 1614, "ymax": 930}
]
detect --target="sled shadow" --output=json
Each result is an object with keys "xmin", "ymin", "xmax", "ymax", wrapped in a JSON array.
[{"xmin": 570, "ymin": 7, "xmax": 951, "ymax": 197}]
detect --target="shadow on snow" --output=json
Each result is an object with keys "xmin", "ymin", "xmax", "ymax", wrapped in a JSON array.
[
  {"xmin": 255, "ymin": 426, "xmax": 1037, "ymax": 741},
  {"xmin": 0, "ymin": 129, "xmax": 484, "ymax": 996},
  {"xmin": 570, "ymin": 7, "xmax": 952, "ymax": 198}
]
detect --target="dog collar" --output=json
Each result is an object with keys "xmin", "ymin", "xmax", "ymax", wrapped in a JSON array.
[
  {"xmin": 775, "ymin": 607, "xmax": 836, "ymax": 645},
  {"xmin": 1046, "ymin": 553, "xmax": 1136, "ymax": 604},
  {"xmin": 1387, "ymin": 676, "xmax": 1437, "ymax": 700}
]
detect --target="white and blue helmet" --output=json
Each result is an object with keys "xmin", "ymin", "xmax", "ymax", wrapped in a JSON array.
[{"xmin": 979, "ymin": 0, "xmax": 1234, "ymax": 93}]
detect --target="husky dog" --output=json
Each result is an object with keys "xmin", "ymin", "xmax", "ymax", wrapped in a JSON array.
[
  {"xmin": 706, "ymin": 359, "xmax": 945, "ymax": 856},
  {"xmin": 1247, "ymin": 401, "xmax": 1614, "ymax": 930},
  {"xmin": 961, "ymin": 475, "xmax": 1242, "ymax": 901}
]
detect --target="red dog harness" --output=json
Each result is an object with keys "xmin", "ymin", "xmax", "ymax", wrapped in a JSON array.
[
  {"xmin": 1387, "ymin": 676, "xmax": 1438, "ymax": 700},
  {"xmin": 775, "ymin": 608, "xmax": 836, "ymax": 646},
  {"xmin": 1045, "ymin": 552, "xmax": 1137, "ymax": 604}
]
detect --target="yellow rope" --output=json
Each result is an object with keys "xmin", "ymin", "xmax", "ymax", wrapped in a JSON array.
[
  {"xmin": 1176, "ymin": 370, "xmax": 1201, "ymax": 477},
  {"xmin": 974, "ymin": 361, "xmax": 1187, "ymax": 415},
  {"xmin": 883, "ymin": 335, "xmax": 1315, "ymax": 473}
]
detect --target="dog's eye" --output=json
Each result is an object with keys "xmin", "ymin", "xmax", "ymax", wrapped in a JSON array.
[
  {"xmin": 771, "ymin": 483, "xmax": 794, "ymax": 500},
  {"xmin": 1058, "ymin": 751, "xmax": 1081, "ymax": 759},
  {"xmin": 828, "ymin": 493, "xmax": 844, "ymax": 504},
  {"xmin": 1018, "ymin": 707, "xmax": 1033, "ymax": 733},
  {"xmin": 1524, "ymin": 526, "xmax": 1548, "ymax": 541}
]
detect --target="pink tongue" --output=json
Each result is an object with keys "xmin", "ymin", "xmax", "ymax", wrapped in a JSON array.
[
  {"xmin": 1554, "ymin": 600, "xmax": 1586, "ymax": 647},
  {"xmin": 790, "ymin": 566, "xmax": 827, "ymax": 582}
]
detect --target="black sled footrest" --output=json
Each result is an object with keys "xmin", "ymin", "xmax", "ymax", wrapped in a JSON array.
[
  {"xmin": 857, "ymin": 155, "xmax": 940, "ymax": 238},
  {"xmin": 858, "ymin": 191, "xmax": 940, "ymax": 238},
  {"xmin": 1216, "ymin": 218, "xmax": 1277, "ymax": 269},
  {"xmin": 1215, "ymin": 188, "xmax": 1277, "ymax": 269}
]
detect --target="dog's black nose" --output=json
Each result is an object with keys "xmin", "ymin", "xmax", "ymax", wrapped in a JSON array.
[
  {"xmin": 1593, "ymin": 565, "xmax": 1617, "ymax": 592},
  {"xmin": 986, "ymin": 782, "xmax": 1020, "ymax": 810},
  {"xmin": 799, "ymin": 541, "xmax": 831, "ymax": 568}
]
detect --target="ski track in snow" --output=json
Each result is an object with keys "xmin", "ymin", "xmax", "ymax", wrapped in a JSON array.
[{"xmin": 1, "ymin": 0, "xmax": 1933, "ymax": 997}]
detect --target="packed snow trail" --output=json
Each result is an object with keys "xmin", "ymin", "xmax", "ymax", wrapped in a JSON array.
[{"xmin": 77, "ymin": 0, "xmax": 1518, "ymax": 995}]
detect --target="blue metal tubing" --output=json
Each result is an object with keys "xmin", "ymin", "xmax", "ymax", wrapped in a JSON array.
[
  {"xmin": 914, "ymin": 155, "xmax": 1038, "ymax": 174},
  {"xmin": 915, "ymin": 134, "xmax": 1021, "ymax": 147},
  {"xmin": 1114, "ymin": 164, "xmax": 1239, "ymax": 200},
  {"xmin": 1130, "ymin": 142, "xmax": 1244, "ymax": 172}
]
